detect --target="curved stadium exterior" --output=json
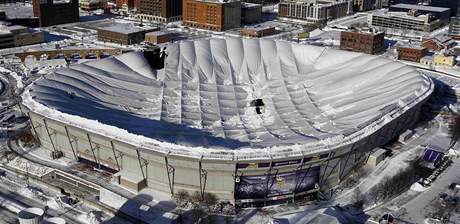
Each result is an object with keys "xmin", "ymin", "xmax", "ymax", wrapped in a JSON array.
[{"xmin": 21, "ymin": 38, "xmax": 433, "ymax": 206}]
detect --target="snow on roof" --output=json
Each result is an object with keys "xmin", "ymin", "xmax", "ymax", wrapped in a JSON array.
[
  {"xmin": 23, "ymin": 38, "xmax": 433, "ymax": 156},
  {"xmin": 390, "ymin": 3, "xmax": 451, "ymax": 13},
  {"xmin": 97, "ymin": 22, "xmax": 156, "ymax": 34}
]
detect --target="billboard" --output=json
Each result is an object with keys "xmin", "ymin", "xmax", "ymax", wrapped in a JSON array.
[{"xmin": 235, "ymin": 166, "xmax": 320, "ymax": 200}]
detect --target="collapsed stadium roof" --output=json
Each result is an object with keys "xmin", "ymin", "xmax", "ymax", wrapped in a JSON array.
[{"xmin": 22, "ymin": 38, "xmax": 433, "ymax": 157}]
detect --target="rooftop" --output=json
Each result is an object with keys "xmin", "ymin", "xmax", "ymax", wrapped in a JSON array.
[
  {"xmin": 241, "ymin": 26, "xmax": 275, "ymax": 31},
  {"xmin": 390, "ymin": 3, "xmax": 451, "ymax": 13},
  {"xmin": 145, "ymin": 31, "xmax": 171, "ymax": 36},
  {"xmin": 371, "ymin": 11, "xmax": 429, "ymax": 20},
  {"xmin": 97, "ymin": 22, "xmax": 157, "ymax": 34},
  {"xmin": 191, "ymin": 0, "xmax": 239, "ymax": 3},
  {"xmin": 242, "ymin": 2, "xmax": 261, "ymax": 8},
  {"xmin": 0, "ymin": 3, "xmax": 34, "ymax": 19},
  {"xmin": 5, "ymin": 25, "xmax": 28, "ymax": 31},
  {"xmin": 398, "ymin": 44, "xmax": 426, "ymax": 50},
  {"xmin": 24, "ymin": 38, "xmax": 432, "ymax": 151}
]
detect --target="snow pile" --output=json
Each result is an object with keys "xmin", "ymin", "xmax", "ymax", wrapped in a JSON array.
[
  {"xmin": 0, "ymin": 66, "xmax": 23, "ymax": 89},
  {"xmin": 77, "ymin": 211, "xmax": 102, "ymax": 224},
  {"xmin": 18, "ymin": 187, "xmax": 45, "ymax": 199},
  {"xmin": 7, "ymin": 157, "xmax": 54, "ymax": 177},
  {"xmin": 0, "ymin": 196, "xmax": 24, "ymax": 213},
  {"xmin": 410, "ymin": 182, "xmax": 427, "ymax": 192}
]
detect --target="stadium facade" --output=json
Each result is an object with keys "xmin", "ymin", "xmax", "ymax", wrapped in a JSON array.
[{"xmin": 21, "ymin": 38, "xmax": 434, "ymax": 206}]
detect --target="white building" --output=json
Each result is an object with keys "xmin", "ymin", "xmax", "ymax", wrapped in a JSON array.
[{"xmin": 278, "ymin": 0, "xmax": 353, "ymax": 24}]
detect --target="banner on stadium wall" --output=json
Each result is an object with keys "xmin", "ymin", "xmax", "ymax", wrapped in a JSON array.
[{"xmin": 235, "ymin": 166, "xmax": 320, "ymax": 200}]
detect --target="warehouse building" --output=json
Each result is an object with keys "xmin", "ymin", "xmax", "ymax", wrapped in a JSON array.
[
  {"xmin": 144, "ymin": 31, "xmax": 172, "ymax": 45},
  {"xmin": 340, "ymin": 29, "xmax": 385, "ymax": 54},
  {"xmin": 397, "ymin": 45, "xmax": 428, "ymax": 62},
  {"xmin": 97, "ymin": 23, "xmax": 159, "ymax": 45},
  {"xmin": 421, "ymin": 35, "xmax": 455, "ymax": 52}
]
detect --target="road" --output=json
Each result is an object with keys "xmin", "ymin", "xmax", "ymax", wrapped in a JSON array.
[
  {"xmin": 0, "ymin": 180, "xmax": 81, "ymax": 224},
  {"xmin": 0, "ymin": 206, "xmax": 18, "ymax": 224},
  {"xmin": 399, "ymin": 157, "xmax": 460, "ymax": 223}
]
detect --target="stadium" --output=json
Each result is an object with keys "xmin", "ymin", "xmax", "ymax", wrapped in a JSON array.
[{"xmin": 21, "ymin": 38, "xmax": 434, "ymax": 206}]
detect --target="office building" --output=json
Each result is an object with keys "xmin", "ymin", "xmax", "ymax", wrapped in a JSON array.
[
  {"xmin": 430, "ymin": 0, "xmax": 459, "ymax": 16},
  {"xmin": 0, "ymin": 25, "xmax": 44, "ymax": 48},
  {"xmin": 389, "ymin": 3, "xmax": 451, "ymax": 21},
  {"xmin": 389, "ymin": 0, "xmax": 459, "ymax": 16},
  {"xmin": 368, "ymin": 8, "xmax": 449, "ymax": 33},
  {"xmin": 241, "ymin": 2, "xmax": 262, "ymax": 24},
  {"xmin": 340, "ymin": 29, "xmax": 385, "ymax": 54},
  {"xmin": 33, "ymin": 0, "xmax": 79, "ymax": 27},
  {"xmin": 278, "ymin": 0, "xmax": 353, "ymax": 24},
  {"xmin": 182, "ymin": 0, "xmax": 241, "ymax": 31},
  {"xmin": 0, "ymin": 31, "xmax": 14, "ymax": 49},
  {"xmin": 449, "ymin": 17, "xmax": 460, "ymax": 39},
  {"xmin": 137, "ymin": 0, "xmax": 182, "ymax": 23}
]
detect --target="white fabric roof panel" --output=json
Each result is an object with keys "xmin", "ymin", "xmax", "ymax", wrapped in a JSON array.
[{"xmin": 28, "ymin": 38, "xmax": 431, "ymax": 150}]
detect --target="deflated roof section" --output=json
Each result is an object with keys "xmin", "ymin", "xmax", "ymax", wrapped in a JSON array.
[{"xmin": 29, "ymin": 38, "xmax": 431, "ymax": 149}]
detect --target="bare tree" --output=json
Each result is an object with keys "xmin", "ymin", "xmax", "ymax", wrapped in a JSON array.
[
  {"xmin": 202, "ymin": 192, "xmax": 218, "ymax": 207},
  {"xmin": 351, "ymin": 187, "xmax": 365, "ymax": 209},
  {"xmin": 191, "ymin": 191, "xmax": 202, "ymax": 204},
  {"xmin": 175, "ymin": 190, "xmax": 190, "ymax": 207},
  {"xmin": 367, "ymin": 186, "xmax": 381, "ymax": 205}
]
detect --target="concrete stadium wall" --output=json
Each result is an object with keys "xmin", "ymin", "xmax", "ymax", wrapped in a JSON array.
[{"xmin": 23, "ymin": 98, "xmax": 426, "ymax": 204}]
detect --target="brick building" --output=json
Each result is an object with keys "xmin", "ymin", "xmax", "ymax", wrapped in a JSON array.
[
  {"xmin": 354, "ymin": 0, "xmax": 376, "ymax": 11},
  {"xmin": 340, "ymin": 29, "xmax": 384, "ymax": 54},
  {"xmin": 97, "ymin": 23, "xmax": 159, "ymax": 45},
  {"xmin": 182, "ymin": 0, "xmax": 241, "ymax": 31},
  {"xmin": 80, "ymin": 0, "xmax": 107, "ymax": 11},
  {"xmin": 240, "ymin": 26, "xmax": 277, "ymax": 37},
  {"xmin": 33, "ymin": 0, "xmax": 79, "ymax": 27},
  {"xmin": 145, "ymin": 31, "xmax": 172, "ymax": 44},
  {"xmin": 397, "ymin": 45, "xmax": 428, "ymax": 62},
  {"xmin": 421, "ymin": 35, "xmax": 456, "ymax": 52},
  {"xmin": 137, "ymin": 0, "xmax": 182, "ymax": 22}
]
